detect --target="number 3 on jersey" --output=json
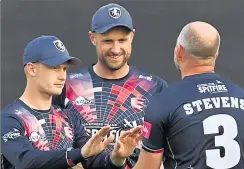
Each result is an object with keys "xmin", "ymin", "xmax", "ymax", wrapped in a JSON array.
[{"xmin": 203, "ymin": 114, "xmax": 241, "ymax": 169}]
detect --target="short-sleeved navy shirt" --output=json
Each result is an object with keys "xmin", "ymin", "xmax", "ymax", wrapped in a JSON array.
[{"xmin": 142, "ymin": 73, "xmax": 244, "ymax": 169}]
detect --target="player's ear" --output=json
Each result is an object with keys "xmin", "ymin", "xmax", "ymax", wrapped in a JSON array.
[
  {"xmin": 130, "ymin": 29, "xmax": 135, "ymax": 42},
  {"xmin": 88, "ymin": 31, "xmax": 96, "ymax": 46},
  {"xmin": 176, "ymin": 44, "xmax": 184, "ymax": 62},
  {"xmin": 215, "ymin": 50, "xmax": 219, "ymax": 59},
  {"xmin": 25, "ymin": 63, "xmax": 38, "ymax": 77}
]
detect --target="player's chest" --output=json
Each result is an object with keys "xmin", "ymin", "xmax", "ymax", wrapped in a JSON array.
[
  {"xmin": 23, "ymin": 112, "xmax": 74, "ymax": 150},
  {"xmin": 67, "ymin": 81, "xmax": 154, "ymax": 117},
  {"xmin": 67, "ymin": 79, "xmax": 156, "ymax": 110}
]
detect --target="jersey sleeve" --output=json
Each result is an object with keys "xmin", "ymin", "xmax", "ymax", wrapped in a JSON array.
[
  {"xmin": 69, "ymin": 110, "xmax": 125, "ymax": 169},
  {"xmin": 155, "ymin": 76, "xmax": 168, "ymax": 93},
  {"xmin": 141, "ymin": 94, "xmax": 169, "ymax": 154},
  {"xmin": 1, "ymin": 113, "xmax": 82, "ymax": 169}
]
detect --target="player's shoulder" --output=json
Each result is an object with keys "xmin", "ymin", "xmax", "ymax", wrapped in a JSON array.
[
  {"xmin": 2, "ymin": 99, "xmax": 20, "ymax": 114},
  {"xmin": 156, "ymin": 79, "xmax": 188, "ymax": 99},
  {"xmin": 154, "ymin": 73, "xmax": 244, "ymax": 106},
  {"xmin": 144, "ymin": 79, "xmax": 199, "ymax": 124},
  {"xmin": 1, "ymin": 99, "xmax": 25, "ymax": 119},
  {"xmin": 130, "ymin": 66, "xmax": 168, "ymax": 87},
  {"xmin": 147, "ymin": 80, "xmax": 190, "ymax": 110},
  {"xmin": 220, "ymin": 77, "xmax": 244, "ymax": 95},
  {"xmin": 143, "ymin": 85, "xmax": 177, "ymax": 121}
]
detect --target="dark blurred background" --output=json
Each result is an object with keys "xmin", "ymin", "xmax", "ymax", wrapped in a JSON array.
[{"xmin": 1, "ymin": 0, "xmax": 243, "ymax": 108}]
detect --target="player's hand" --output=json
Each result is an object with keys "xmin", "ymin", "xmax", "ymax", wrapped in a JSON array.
[
  {"xmin": 110, "ymin": 125, "xmax": 143, "ymax": 166},
  {"xmin": 81, "ymin": 126, "xmax": 114, "ymax": 158}
]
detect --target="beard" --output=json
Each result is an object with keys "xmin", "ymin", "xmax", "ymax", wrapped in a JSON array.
[{"xmin": 99, "ymin": 51, "xmax": 130, "ymax": 71}]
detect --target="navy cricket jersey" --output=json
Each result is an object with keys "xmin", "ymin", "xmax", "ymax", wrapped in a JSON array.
[
  {"xmin": 1, "ymin": 99, "xmax": 124, "ymax": 169},
  {"xmin": 142, "ymin": 73, "xmax": 244, "ymax": 169},
  {"xmin": 52, "ymin": 65, "xmax": 167, "ymax": 168}
]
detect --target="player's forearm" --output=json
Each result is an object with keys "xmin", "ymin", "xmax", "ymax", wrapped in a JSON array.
[
  {"xmin": 3, "ymin": 146, "xmax": 82, "ymax": 169},
  {"xmin": 18, "ymin": 149, "xmax": 69, "ymax": 169}
]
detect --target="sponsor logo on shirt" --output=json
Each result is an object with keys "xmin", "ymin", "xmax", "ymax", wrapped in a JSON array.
[
  {"xmin": 70, "ymin": 73, "xmax": 84, "ymax": 79},
  {"xmin": 2, "ymin": 128, "xmax": 21, "ymax": 142},
  {"xmin": 73, "ymin": 96, "xmax": 94, "ymax": 106},
  {"xmin": 29, "ymin": 132, "xmax": 46, "ymax": 142},
  {"xmin": 139, "ymin": 75, "xmax": 152, "ymax": 81},
  {"xmin": 197, "ymin": 80, "xmax": 228, "ymax": 94}
]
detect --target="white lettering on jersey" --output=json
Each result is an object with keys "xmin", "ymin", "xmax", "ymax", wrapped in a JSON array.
[
  {"xmin": 139, "ymin": 75, "xmax": 152, "ymax": 81},
  {"xmin": 2, "ymin": 128, "xmax": 21, "ymax": 142},
  {"xmin": 124, "ymin": 118, "xmax": 142, "ymax": 128},
  {"xmin": 70, "ymin": 73, "xmax": 84, "ymax": 79},
  {"xmin": 197, "ymin": 80, "xmax": 228, "ymax": 94},
  {"xmin": 183, "ymin": 97, "xmax": 244, "ymax": 115},
  {"xmin": 73, "ymin": 96, "xmax": 94, "ymax": 106}
]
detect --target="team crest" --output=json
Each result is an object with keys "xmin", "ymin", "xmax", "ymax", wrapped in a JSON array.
[
  {"xmin": 53, "ymin": 40, "xmax": 66, "ymax": 52},
  {"xmin": 108, "ymin": 7, "xmax": 121, "ymax": 19},
  {"xmin": 131, "ymin": 98, "xmax": 145, "ymax": 112}
]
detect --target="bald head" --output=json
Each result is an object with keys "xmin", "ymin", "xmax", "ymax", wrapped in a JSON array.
[{"xmin": 177, "ymin": 21, "xmax": 220, "ymax": 59}]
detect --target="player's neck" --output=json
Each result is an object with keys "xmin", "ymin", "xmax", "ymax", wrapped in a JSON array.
[
  {"xmin": 181, "ymin": 65, "xmax": 215, "ymax": 79},
  {"xmin": 93, "ymin": 63, "xmax": 130, "ymax": 79},
  {"xmin": 19, "ymin": 83, "xmax": 52, "ymax": 110}
]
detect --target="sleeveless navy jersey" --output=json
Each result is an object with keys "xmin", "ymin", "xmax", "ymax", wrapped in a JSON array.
[
  {"xmin": 142, "ymin": 73, "xmax": 244, "ymax": 169},
  {"xmin": 1, "ymin": 99, "xmax": 122, "ymax": 169},
  {"xmin": 52, "ymin": 65, "xmax": 168, "ymax": 168}
]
